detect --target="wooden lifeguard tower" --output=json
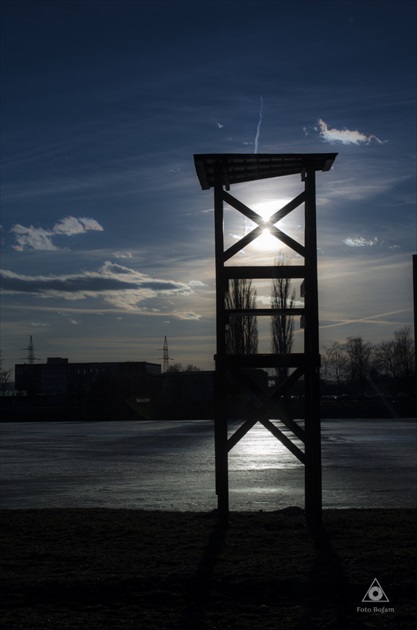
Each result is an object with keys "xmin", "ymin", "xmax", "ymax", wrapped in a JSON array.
[{"xmin": 194, "ymin": 153, "xmax": 337, "ymax": 526}]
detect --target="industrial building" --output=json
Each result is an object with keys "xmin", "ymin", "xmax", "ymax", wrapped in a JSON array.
[{"xmin": 15, "ymin": 358, "xmax": 161, "ymax": 397}]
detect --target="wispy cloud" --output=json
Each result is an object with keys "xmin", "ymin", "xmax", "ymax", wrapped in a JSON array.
[
  {"xmin": 114, "ymin": 251, "xmax": 134, "ymax": 259},
  {"xmin": 10, "ymin": 216, "xmax": 104, "ymax": 251},
  {"xmin": 52, "ymin": 217, "xmax": 103, "ymax": 236},
  {"xmin": 317, "ymin": 119, "xmax": 385, "ymax": 145},
  {"xmin": 10, "ymin": 225, "xmax": 59, "ymax": 252},
  {"xmin": 344, "ymin": 236, "xmax": 379, "ymax": 247},
  {"xmin": 0, "ymin": 262, "xmax": 203, "ymax": 318},
  {"xmin": 343, "ymin": 235, "xmax": 399, "ymax": 248},
  {"xmin": 173, "ymin": 311, "xmax": 201, "ymax": 321}
]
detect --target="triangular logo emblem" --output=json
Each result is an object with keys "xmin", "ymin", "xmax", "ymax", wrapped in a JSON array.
[{"xmin": 362, "ymin": 578, "xmax": 389, "ymax": 603}]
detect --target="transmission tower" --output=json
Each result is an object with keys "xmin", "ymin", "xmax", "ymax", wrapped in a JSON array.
[
  {"xmin": 22, "ymin": 335, "xmax": 40, "ymax": 364},
  {"xmin": 160, "ymin": 336, "xmax": 172, "ymax": 373}
]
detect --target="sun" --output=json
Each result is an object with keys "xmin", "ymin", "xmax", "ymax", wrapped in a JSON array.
[
  {"xmin": 248, "ymin": 199, "xmax": 291, "ymax": 251},
  {"xmin": 254, "ymin": 226, "xmax": 280, "ymax": 251}
]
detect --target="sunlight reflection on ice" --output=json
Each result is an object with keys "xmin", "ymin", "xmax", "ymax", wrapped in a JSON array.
[
  {"xmin": 1, "ymin": 419, "xmax": 415, "ymax": 510},
  {"xmin": 228, "ymin": 421, "xmax": 304, "ymax": 471}
]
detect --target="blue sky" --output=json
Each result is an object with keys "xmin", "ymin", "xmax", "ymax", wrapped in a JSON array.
[{"xmin": 1, "ymin": 0, "xmax": 416, "ymax": 373}]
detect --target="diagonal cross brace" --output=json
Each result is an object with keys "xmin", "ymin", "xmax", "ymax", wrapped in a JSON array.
[
  {"xmin": 259, "ymin": 417, "xmax": 306, "ymax": 463},
  {"xmin": 222, "ymin": 190, "xmax": 306, "ymax": 260},
  {"xmin": 225, "ymin": 363, "xmax": 305, "ymax": 439},
  {"xmin": 224, "ymin": 366, "xmax": 306, "ymax": 462}
]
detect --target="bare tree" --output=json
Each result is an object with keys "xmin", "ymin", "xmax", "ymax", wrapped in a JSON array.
[
  {"xmin": 271, "ymin": 256, "xmax": 295, "ymax": 380},
  {"xmin": 321, "ymin": 341, "xmax": 348, "ymax": 395},
  {"xmin": 374, "ymin": 326, "xmax": 415, "ymax": 394},
  {"xmin": 225, "ymin": 278, "xmax": 258, "ymax": 354},
  {"xmin": 0, "ymin": 352, "xmax": 12, "ymax": 396},
  {"xmin": 344, "ymin": 336, "xmax": 373, "ymax": 396}
]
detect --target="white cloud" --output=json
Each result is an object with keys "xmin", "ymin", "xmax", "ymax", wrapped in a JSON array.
[
  {"xmin": 10, "ymin": 216, "xmax": 104, "ymax": 251},
  {"xmin": 344, "ymin": 236, "xmax": 379, "ymax": 247},
  {"xmin": 343, "ymin": 236, "xmax": 399, "ymax": 248},
  {"xmin": 53, "ymin": 216, "xmax": 103, "ymax": 235},
  {"xmin": 318, "ymin": 119, "xmax": 385, "ymax": 145},
  {"xmin": 10, "ymin": 224, "xmax": 59, "ymax": 251}
]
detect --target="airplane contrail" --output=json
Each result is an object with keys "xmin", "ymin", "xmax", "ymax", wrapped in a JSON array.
[
  {"xmin": 254, "ymin": 95, "xmax": 263, "ymax": 154},
  {"xmin": 319, "ymin": 309, "xmax": 409, "ymax": 330},
  {"xmin": 293, "ymin": 308, "xmax": 410, "ymax": 337}
]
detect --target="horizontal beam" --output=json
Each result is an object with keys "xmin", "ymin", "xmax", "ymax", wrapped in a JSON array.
[
  {"xmin": 217, "ymin": 353, "xmax": 307, "ymax": 368},
  {"xmin": 224, "ymin": 266, "xmax": 306, "ymax": 279},
  {"xmin": 226, "ymin": 308, "xmax": 304, "ymax": 317}
]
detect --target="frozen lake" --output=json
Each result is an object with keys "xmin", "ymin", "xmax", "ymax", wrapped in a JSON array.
[{"xmin": 0, "ymin": 418, "xmax": 416, "ymax": 511}]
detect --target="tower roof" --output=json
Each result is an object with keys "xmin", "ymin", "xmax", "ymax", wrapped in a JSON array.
[{"xmin": 193, "ymin": 153, "xmax": 337, "ymax": 190}]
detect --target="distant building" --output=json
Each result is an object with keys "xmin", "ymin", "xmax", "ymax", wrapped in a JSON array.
[
  {"xmin": 157, "ymin": 368, "xmax": 268, "ymax": 419},
  {"xmin": 15, "ymin": 358, "xmax": 161, "ymax": 396},
  {"xmin": 159, "ymin": 371, "xmax": 214, "ymax": 418},
  {"xmin": 13, "ymin": 358, "xmax": 268, "ymax": 420}
]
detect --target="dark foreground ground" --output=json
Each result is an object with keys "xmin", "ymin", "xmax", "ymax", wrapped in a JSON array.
[{"xmin": 1, "ymin": 508, "xmax": 415, "ymax": 629}]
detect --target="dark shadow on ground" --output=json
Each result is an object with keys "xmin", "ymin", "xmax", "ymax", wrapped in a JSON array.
[
  {"xmin": 1, "ymin": 508, "xmax": 415, "ymax": 629},
  {"xmin": 301, "ymin": 523, "xmax": 365, "ymax": 629},
  {"xmin": 181, "ymin": 509, "xmax": 372, "ymax": 630},
  {"xmin": 182, "ymin": 512, "xmax": 229, "ymax": 629}
]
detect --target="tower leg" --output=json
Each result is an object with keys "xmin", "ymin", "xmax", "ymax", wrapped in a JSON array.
[
  {"xmin": 304, "ymin": 168, "xmax": 322, "ymax": 528},
  {"xmin": 214, "ymin": 370, "xmax": 229, "ymax": 526},
  {"xmin": 304, "ymin": 363, "xmax": 322, "ymax": 528}
]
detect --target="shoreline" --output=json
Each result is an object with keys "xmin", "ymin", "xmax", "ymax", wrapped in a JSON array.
[
  {"xmin": 1, "ymin": 395, "xmax": 415, "ymax": 422},
  {"xmin": 1, "ymin": 415, "xmax": 416, "ymax": 424}
]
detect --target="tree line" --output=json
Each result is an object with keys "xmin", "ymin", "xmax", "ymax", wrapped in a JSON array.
[
  {"xmin": 223, "ymin": 256, "xmax": 415, "ymax": 398},
  {"xmin": 321, "ymin": 327, "xmax": 415, "ymax": 398}
]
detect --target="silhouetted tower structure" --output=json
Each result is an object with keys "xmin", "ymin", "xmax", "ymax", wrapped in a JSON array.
[
  {"xmin": 21, "ymin": 335, "xmax": 40, "ymax": 397},
  {"xmin": 22, "ymin": 335, "xmax": 40, "ymax": 364},
  {"xmin": 194, "ymin": 152, "xmax": 337, "ymax": 527},
  {"xmin": 161, "ymin": 336, "xmax": 172, "ymax": 373}
]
